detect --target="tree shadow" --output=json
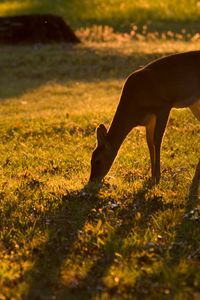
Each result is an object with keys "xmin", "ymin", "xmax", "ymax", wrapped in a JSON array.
[{"xmin": 0, "ymin": 44, "xmax": 171, "ymax": 100}]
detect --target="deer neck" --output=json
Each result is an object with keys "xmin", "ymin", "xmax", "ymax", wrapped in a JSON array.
[{"xmin": 106, "ymin": 103, "xmax": 141, "ymax": 154}]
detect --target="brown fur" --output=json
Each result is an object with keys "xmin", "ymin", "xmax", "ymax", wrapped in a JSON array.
[{"xmin": 90, "ymin": 51, "xmax": 200, "ymax": 184}]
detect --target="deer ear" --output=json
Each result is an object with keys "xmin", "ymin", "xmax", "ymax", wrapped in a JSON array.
[{"xmin": 96, "ymin": 124, "xmax": 107, "ymax": 147}]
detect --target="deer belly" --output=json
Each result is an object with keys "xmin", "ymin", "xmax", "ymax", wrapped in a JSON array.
[{"xmin": 174, "ymin": 96, "xmax": 198, "ymax": 108}]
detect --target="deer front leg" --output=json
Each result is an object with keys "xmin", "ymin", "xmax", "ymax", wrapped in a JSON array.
[
  {"xmin": 146, "ymin": 114, "xmax": 156, "ymax": 180},
  {"xmin": 153, "ymin": 108, "xmax": 171, "ymax": 184}
]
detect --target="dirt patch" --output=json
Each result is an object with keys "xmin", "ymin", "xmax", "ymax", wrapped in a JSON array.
[{"xmin": 0, "ymin": 14, "xmax": 80, "ymax": 44}]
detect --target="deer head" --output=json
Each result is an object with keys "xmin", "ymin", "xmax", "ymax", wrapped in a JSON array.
[{"xmin": 89, "ymin": 124, "xmax": 115, "ymax": 182}]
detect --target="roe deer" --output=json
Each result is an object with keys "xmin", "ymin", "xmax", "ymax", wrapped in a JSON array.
[{"xmin": 89, "ymin": 51, "xmax": 200, "ymax": 184}]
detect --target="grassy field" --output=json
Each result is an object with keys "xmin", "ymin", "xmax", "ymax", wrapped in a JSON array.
[
  {"xmin": 1, "ymin": 0, "xmax": 200, "ymax": 33},
  {"xmin": 0, "ymin": 1, "xmax": 200, "ymax": 300},
  {"xmin": 0, "ymin": 38, "xmax": 199, "ymax": 300}
]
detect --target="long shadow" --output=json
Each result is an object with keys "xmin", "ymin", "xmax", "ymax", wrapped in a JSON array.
[
  {"xmin": 23, "ymin": 180, "xmax": 158, "ymax": 299},
  {"xmin": 24, "ymin": 160, "xmax": 199, "ymax": 300},
  {"xmin": 24, "ymin": 183, "xmax": 102, "ymax": 299},
  {"xmin": 0, "ymin": 44, "xmax": 172, "ymax": 100},
  {"xmin": 131, "ymin": 159, "xmax": 200, "ymax": 298},
  {"xmin": 54, "ymin": 182, "xmax": 179, "ymax": 300},
  {"xmin": 168, "ymin": 159, "xmax": 200, "ymax": 263},
  {"xmin": 188, "ymin": 159, "xmax": 200, "ymax": 204}
]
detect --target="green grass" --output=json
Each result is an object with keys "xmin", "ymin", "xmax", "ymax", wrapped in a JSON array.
[
  {"xmin": 0, "ymin": 1, "xmax": 200, "ymax": 299},
  {"xmin": 1, "ymin": 0, "xmax": 200, "ymax": 32},
  {"xmin": 0, "ymin": 38, "xmax": 199, "ymax": 300}
]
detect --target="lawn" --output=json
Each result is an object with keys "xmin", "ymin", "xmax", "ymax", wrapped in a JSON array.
[
  {"xmin": 0, "ymin": 1, "xmax": 200, "ymax": 300},
  {"xmin": 1, "ymin": 0, "xmax": 200, "ymax": 32},
  {"xmin": 0, "ymin": 38, "xmax": 199, "ymax": 300}
]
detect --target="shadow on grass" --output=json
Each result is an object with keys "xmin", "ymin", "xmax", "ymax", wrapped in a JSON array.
[
  {"xmin": 24, "ymin": 159, "xmax": 199, "ymax": 300},
  {"xmin": 24, "ymin": 179, "xmax": 178, "ymax": 300},
  {"xmin": 23, "ymin": 183, "xmax": 102, "ymax": 300},
  {"xmin": 56, "ymin": 186, "xmax": 177, "ymax": 300},
  {"xmin": 0, "ymin": 45, "xmax": 170, "ymax": 100},
  {"xmin": 129, "ymin": 159, "xmax": 200, "ymax": 298}
]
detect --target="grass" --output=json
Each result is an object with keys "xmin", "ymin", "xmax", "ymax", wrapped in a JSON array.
[
  {"xmin": 1, "ymin": 0, "xmax": 200, "ymax": 33},
  {"xmin": 0, "ymin": 1, "xmax": 200, "ymax": 299},
  {"xmin": 0, "ymin": 37, "xmax": 199, "ymax": 300}
]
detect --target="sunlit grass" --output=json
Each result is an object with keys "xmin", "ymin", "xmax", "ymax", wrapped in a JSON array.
[
  {"xmin": 0, "ymin": 0, "xmax": 36, "ymax": 16},
  {"xmin": 1, "ymin": 0, "xmax": 200, "ymax": 32},
  {"xmin": 0, "ymin": 2, "xmax": 199, "ymax": 299},
  {"xmin": 0, "ymin": 39, "xmax": 199, "ymax": 299}
]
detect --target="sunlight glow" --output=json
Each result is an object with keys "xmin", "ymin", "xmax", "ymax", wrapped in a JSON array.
[{"xmin": 0, "ymin": 1, "xmax": 36, "ymax": 16}]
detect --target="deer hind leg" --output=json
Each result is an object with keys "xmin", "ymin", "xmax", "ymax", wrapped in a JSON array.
[
  {"xmin": 189, "ymin": 99, "xmax": 200, "ymax": 121},
  {"xmin": 153, "ymin": 109, "xmax": 171, "ymax": 184}
]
